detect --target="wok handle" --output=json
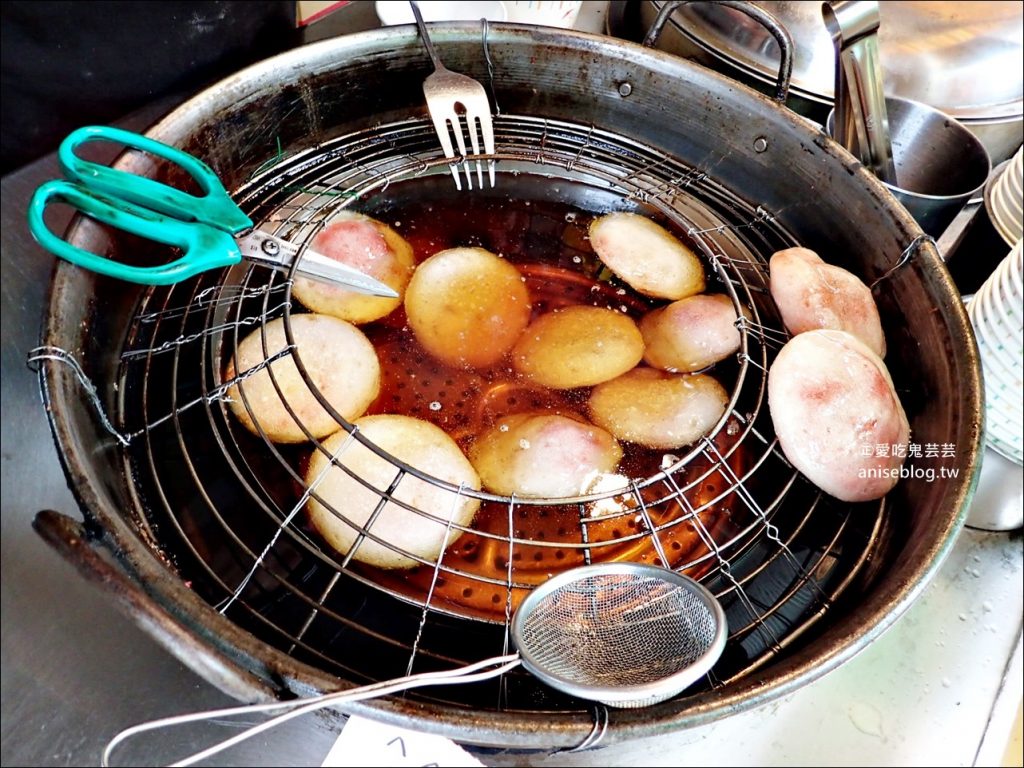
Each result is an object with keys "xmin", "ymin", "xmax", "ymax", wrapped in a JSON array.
[
  {"xmin": 32, "ymin": 510, "xmax": 275, "ymax": 704},
  {"xmin": 642, "ymin": 1, "xmax": 794, "ymax": 105}
]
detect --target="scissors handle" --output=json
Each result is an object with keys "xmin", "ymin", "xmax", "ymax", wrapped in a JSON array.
[
  {"xmin": 59, "ymin": 126, "xmax": 252, "ymax": 234},
  {"xmin": 28, "ymin": 180, "xmax": 242, "ymax": 286}
]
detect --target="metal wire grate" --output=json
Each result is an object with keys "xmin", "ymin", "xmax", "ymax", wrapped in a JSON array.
[{"xmin": 110, "ymin": 114, "xmax": 884, "ymax": 713}]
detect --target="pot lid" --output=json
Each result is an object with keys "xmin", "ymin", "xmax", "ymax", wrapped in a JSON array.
[{"xmin": 660, "ymin": 0, "xmax": 1024, "ymax": 120}]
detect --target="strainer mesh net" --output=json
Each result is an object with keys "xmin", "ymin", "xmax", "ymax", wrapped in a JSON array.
[{"xmin": 518, "ymin": 573, "xmax": 719, "ymax": 688}]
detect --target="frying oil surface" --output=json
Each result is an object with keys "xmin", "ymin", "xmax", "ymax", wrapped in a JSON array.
[
  {"xmin": 359, "ymin": 177, "xmax": 727, "ymax": 481},
  {"xmin": 321, "ymin": 177, "xmax": 747, "ymax": 619}
]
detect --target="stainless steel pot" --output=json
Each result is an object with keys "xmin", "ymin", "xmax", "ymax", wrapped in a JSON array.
[
  {"xmin": 36, "ymin": 23, "xmax": 981, "ymax": 749},
  {"xmin": 826, "ymin": 96, "xmax": 992, "ymax": 238},
  {"xmin": 640, "ymin": 0, "xmax": 1024, "ymax": 162}
]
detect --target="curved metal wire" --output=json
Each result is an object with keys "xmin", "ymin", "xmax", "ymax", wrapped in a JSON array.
[{"xmin": 114, "ymin": 115, "xmax": 884, "ymax": 713}]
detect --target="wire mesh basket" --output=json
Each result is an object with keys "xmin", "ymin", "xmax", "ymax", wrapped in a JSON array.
[{"xmin": 84, "ymin": 114, "xmax": 887, "ymax": 718}]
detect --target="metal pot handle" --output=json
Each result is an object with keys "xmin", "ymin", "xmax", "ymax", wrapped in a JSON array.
[
  {"xmin": 642, "ymin": 1, "xmax": 795, "ymax": 105},
  {"xmin": 33, "ymin": 509, "xmax": 275, "ymax": 703}
]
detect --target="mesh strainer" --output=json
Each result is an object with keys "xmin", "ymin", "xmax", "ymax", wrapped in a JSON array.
[
  {"xmin": 513, "ymin": 563, "xmax": 727, "ymax": 708},
  {"xmin": 103, "ymin": 563, "xmax": 726, "ymax": 766}
]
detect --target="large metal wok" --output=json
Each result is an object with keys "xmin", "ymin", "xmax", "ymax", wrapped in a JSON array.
[{"xmin": 34, "ymin": 22, "xmax": 981, "ymax": 750}]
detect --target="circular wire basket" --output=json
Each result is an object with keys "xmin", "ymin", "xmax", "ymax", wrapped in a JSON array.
[{"xmin": 106, "ymin": 114, "xmax": 882, "ymax": 717}]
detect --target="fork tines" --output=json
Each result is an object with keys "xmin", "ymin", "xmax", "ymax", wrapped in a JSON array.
[{"xmin": 423, "ymin": 69, "xmax": 496, "ymax": 191}]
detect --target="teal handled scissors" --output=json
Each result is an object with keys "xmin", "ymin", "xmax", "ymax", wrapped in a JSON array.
[{"xmin": 27, "ymin": 125, "xmax": 398, "ymax": 295}]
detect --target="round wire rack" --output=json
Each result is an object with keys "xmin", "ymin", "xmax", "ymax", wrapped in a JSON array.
[{"xmin": 111, "ymin": 115, "xmax": 884, "ymax": 713}]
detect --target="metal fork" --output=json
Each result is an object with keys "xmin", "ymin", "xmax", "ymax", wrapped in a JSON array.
[{"xmin": 410, "ymin": 1, "xmax": 496, "ymax": 190}]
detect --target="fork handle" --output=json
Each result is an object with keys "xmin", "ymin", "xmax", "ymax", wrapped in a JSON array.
[{"xmin": 409, "ymin": 1, "xmax": 445, "ymax": 71}]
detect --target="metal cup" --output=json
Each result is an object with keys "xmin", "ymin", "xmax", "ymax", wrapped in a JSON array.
[{"xmin": 827, "ymin": 96, "xmax": 992, "ymax": 238}]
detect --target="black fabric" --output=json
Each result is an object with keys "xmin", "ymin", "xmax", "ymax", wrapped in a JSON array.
[{"xmin": 1, "ymin": 1, "xmax": 299, "ymax": 174}]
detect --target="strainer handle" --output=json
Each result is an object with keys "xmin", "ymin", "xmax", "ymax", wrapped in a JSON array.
[{"xmin": 100, "ymin": 653, "xmax": 521, "ymax": 767}]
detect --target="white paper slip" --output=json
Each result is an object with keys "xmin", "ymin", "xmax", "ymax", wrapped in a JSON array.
[{"xmin": 322, "ymin": 715, "xmax": 485, "ymax": 767}]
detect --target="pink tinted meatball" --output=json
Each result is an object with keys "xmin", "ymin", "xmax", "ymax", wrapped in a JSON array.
[
  {"xmin": 768, "ymin": 329, "xmax": 910, "ymax": 502},
  {"xmin": 225, "ymin": 314, "xmax": 380, "ymax": 443},
  {"xmin": 640, "ymin": 294, "xmax": 745, "ymax": 373},
  {"xmin": 470, "ymin": 413, "xmax": 623, "ymax": 498},
  {"xmin": 292, "ymin": 212, "xmax": 414, "ymax": 324},
  {"xmin": 769, "ymin": 247, "xmax": 886, "ymax": 357}
]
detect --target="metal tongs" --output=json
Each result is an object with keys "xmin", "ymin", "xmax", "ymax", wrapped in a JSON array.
[{"xmin": 822, "ymin": 1, "xmax": 897, "ymax": 185}]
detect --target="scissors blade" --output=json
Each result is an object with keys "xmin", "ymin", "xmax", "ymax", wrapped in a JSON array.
[{"xmin": 236, "ymin": 232, "xmax": 399, "ymax": 298}]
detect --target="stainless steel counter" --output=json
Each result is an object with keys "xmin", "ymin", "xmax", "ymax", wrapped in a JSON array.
[
  {"xmin": 0, "ymin": 120, "xmax": 337, "ymax": 767},
  {"xmin": 2, "ymin": 10, "xmax": 1022, "ymax": 765}
]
